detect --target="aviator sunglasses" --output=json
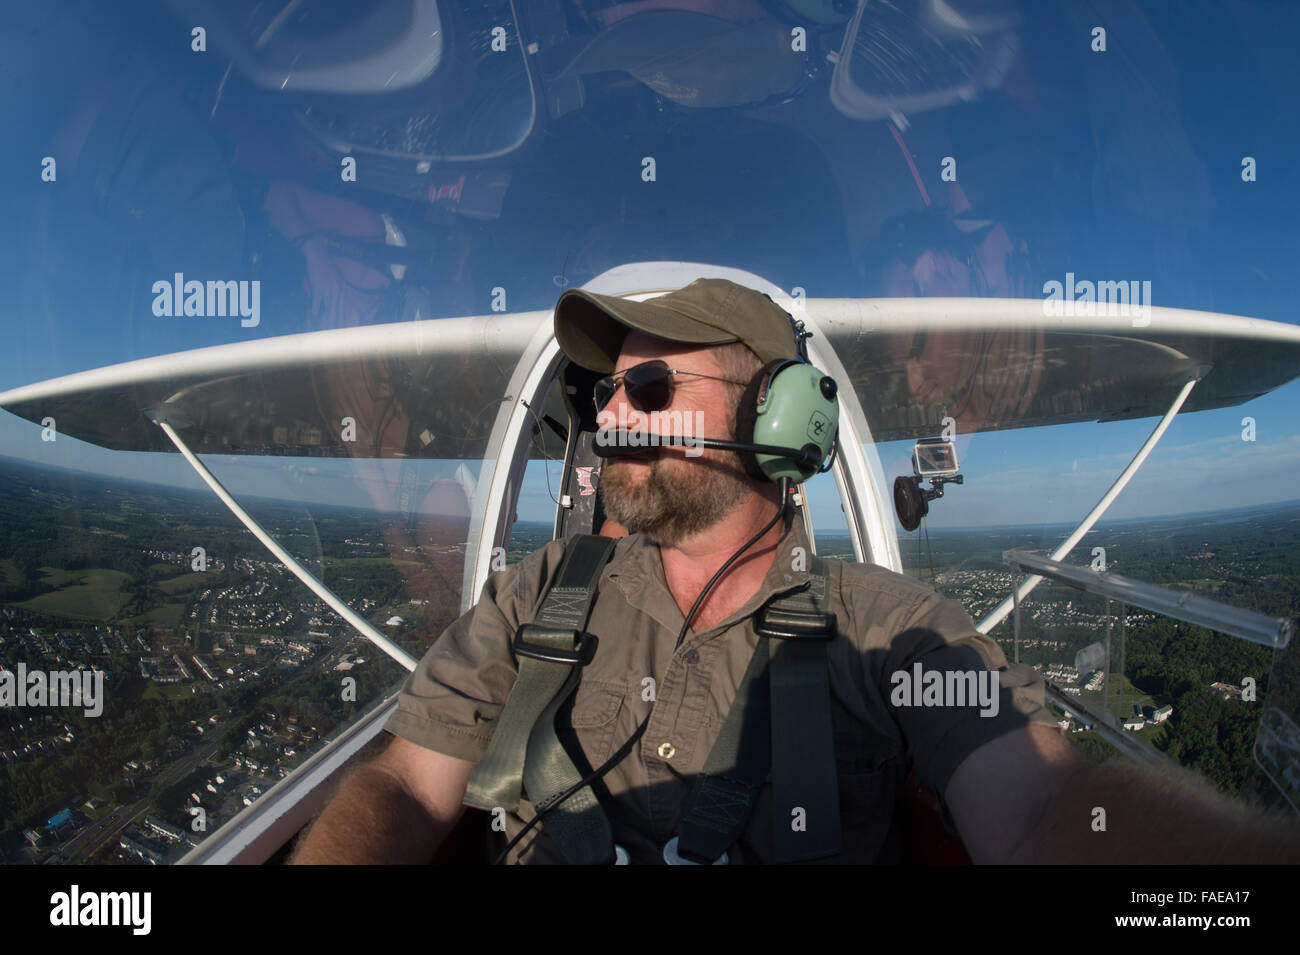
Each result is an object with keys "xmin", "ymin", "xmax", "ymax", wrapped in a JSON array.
[{"xmin": 593, "ymin": 359, "xmax": 747, "ymax": 412}]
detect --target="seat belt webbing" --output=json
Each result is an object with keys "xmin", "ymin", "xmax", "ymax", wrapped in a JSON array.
[
  {"xmin": 464, "ymin": 535, "xmax": 617, "ymax": 863},
  {"xmin": 768, "ymin": 564, "xmax": 841, "ymax": 862},
  {"xmin": 675, "ymin": 556, "xmax": 841, "ymax": 864}
]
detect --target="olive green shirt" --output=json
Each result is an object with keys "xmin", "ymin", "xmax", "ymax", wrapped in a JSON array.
[{"xmin": 385, "ymin": 516, "xmax": 1058, "ymax": 864}]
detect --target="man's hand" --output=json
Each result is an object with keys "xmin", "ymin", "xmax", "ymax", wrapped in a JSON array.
[
  {"xmin": 945, "ymin": 723, "xmax": 1300, "ymax": 863},
  {"xmin": 290, "ymin": 734, "xmax": 474, "ymax": 864},
  {"xmin": 945, "ymin": 723, "xmax": 1087, "ymax": 863}
]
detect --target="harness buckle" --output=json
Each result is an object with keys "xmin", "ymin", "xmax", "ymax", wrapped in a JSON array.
[
  {"xmin": 754, "ymin": 607, "xmax": 837, "ymax": 640},
  {"xmin": 512, "ymin": 626, "xmax": 598, "ymax": 665},
  {"xmin": 663, "ymin": 836, "xmax": 728, "ymax": 865}
]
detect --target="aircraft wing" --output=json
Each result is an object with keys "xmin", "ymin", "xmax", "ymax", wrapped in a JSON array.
[
  {"xmin": 3, "ymin": 299, "xmax": 1300, "ymax": 455},
  {"xmin": 0, "ymin": 312, "xmax": 547, "ymax": 460},
  {"xmin": 816, "ymin": 298, "xmax": 1300, "ymax": 442}
]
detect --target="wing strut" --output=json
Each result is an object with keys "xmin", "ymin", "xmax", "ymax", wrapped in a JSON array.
[
  {"xmin": 154, "ymin": 418, "xmax": 418, "ymax": 672},
  {"xmin": 976, "ymin": 370, "xmax": 1205, "ymax": 636}
]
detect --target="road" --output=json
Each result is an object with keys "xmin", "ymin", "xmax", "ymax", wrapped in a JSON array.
[{"xmin": 51, "ymin": 722, "xmax": 231, "ymax": 863}]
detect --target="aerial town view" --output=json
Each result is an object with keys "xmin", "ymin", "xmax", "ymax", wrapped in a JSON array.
[{"xmin": 2, "ymin": 454, "xmax": 1296, "ymax": 863}]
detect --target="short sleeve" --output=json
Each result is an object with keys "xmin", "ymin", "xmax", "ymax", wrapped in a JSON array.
[
  {"xmin": 878, "ymin": 592, "xmax": 1060, "ymax": 802},
  {"xmin": 383, "ymin": 538, "xmax": 571, "ymax": 761}
]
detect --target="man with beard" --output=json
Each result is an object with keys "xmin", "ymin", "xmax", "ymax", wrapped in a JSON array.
[{"xmin": 293, "ymin": 279, "xmax": 1300, "ymax": 865}]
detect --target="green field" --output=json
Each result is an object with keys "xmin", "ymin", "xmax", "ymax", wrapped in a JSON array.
[
  {"xmin": 1131, "ymin": 720, "xmax": 1171, "ymax": 748},
  {"xmin": 0, "ymin": 558, "xmax": 19, "ymax": 587},
  {"xmin": 140, "ymin": 603, "xmax": 185, "ymax": 627},
  {"xmin": 19, "ymin": 568, "xmax": 131, "ymax": 619},
  {"xmin": 323, "ymin": 557, "xmax": 423, "ymax": 570},
  {"xmin": 37, "ymin": 566, "xmax": 89, "ymax": 588},
  {"xmin": 157, "ymin": 572, "xmax": 209, "ymax": 595},
  {"xmin": 1176, "ymin": 578, "xmax": 1226, "ymax": 594},
  {"xmin": 1078, "ymin": 670, "xmax": 1155, "ymax": 721}
]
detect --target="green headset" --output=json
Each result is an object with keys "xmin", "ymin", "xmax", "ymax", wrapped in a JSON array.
[{"xmin": 734, "ymin": 317, "xmax": 840, "ymax": 484}]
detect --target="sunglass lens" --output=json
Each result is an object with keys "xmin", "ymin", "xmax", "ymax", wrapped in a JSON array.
[{"xmin": 625, "ymin": 361, "xmax": 670, "ymax": 411}]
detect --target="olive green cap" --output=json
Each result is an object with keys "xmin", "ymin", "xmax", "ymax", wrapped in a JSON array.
[{"xmin": 554, "ymin": 278, "xmax": 798, "ymax": 373}]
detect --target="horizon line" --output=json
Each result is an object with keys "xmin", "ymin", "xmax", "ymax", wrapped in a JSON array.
[{"xmin": 3, "ymin": 453, "xmax": 1297, "ymax": 536}]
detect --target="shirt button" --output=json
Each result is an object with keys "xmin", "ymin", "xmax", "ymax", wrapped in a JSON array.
[
  {"xmin": 657, "ymin": 742, "xmax": 676, "ymax": 760},
  {"xmin": 683, "ymin": 649, "xmax": 700, "ymax": 664}
]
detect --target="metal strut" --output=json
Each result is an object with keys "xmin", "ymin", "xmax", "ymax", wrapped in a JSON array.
[
  {"xmin": 976, "ymin": 372, "xmax": 1203, "ymax": 635},
  {"xmin": 154, "ymin": 418, "xmax": 418, "ymax": 672}
]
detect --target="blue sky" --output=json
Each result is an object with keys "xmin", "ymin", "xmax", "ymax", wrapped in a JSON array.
[
  {"xmin": 6, "ymin": 378, "xmax": 1298, "ymax": 535},
  {"xmin": 2, "ymin": 0, "xmax": 1298, "ymax": 535}
]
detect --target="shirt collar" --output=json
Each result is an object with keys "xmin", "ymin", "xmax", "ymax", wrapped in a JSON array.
[{"xmin": 604, "ymin": 510, "xmax": 814, "ymax": 638}]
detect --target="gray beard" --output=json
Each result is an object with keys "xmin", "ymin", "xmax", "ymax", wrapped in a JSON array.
[{"xmin": 598, "ymin": 449, "xmax": 752, "ymax": 547}]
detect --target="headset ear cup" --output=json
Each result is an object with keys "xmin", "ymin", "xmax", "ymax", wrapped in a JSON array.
[{"xmin": 736, "ymin": 360, "xmax": 795, "ymax": 481}]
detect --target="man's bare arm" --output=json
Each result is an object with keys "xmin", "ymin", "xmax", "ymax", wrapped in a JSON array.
[
  {"xmin": 946, "ymin": 723, "xmax": 1300, "ymax": 863},
  {"xmin": 290, "ymin": 733, "xmax": 474, "ymax": 864}
]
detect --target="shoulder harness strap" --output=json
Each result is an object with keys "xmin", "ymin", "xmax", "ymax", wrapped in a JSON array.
[
  {"xmin": 464, "ymin": 534, "xmax": 617, "ymax": 864},
  {"xmin": 676, "ymin": 554, "xmax": 842, "ymax": 863}
]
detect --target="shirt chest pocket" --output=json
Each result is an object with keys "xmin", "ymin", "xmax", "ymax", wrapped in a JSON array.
[{"xmin": 555, "ymin": 679, "xmax": 626, "ymax": 770}]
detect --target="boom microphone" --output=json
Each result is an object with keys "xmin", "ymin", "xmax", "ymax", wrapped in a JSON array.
[{"xmin": 592, "ymin": 431, "xmax": 822, "ymax": 474}]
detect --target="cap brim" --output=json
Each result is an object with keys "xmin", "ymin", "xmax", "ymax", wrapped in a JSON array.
[{"xmin": 554, "ymin": 288, "xmax": 737, "ymax": 373}]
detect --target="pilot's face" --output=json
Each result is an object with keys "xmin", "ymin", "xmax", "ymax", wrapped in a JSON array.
[{"xmin": 596, "ymin": 330, "xmax": 753, "ymax": 545}]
